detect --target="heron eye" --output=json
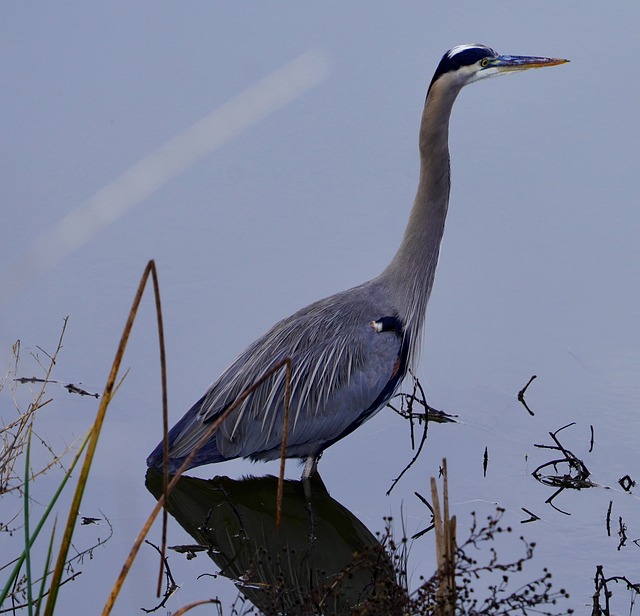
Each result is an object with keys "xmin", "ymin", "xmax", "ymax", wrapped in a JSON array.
[{"xmin": 480, "ymin": 58, "xmax": 489, "ymax": 68}]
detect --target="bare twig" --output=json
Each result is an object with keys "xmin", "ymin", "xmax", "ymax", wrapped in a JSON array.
[
  {"xmin": 386, "ymin": 373, "xmax": 455, "ymax": 496},
  {"xmin": 517, "ymin": 374, "xmax": 537, "ymax": 416},
  {"xmin": 531, "ymin": 423, "xmax": 595, "ymax": 514},
  {"xmin": 142, "ymin": 541, "xmax": 179, "ymax": 613},
  {"xmin": 592, "ymin": 564, "xmax": 640, "ymax": 615},
  {"xmin": 411, "ymin": 491, "xmax": 435, "ymax": 539},
  {"xmin": 1, "ymin": 319, "xmax": 70, "ymax": 494},
  {"xmin": 520, "ymin": 508, "xmax": 540, "ymax": 524}
]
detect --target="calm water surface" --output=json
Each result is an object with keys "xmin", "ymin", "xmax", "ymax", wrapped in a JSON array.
[{"xmin": 2, "ymin": 4, "xmax": 639, "ymax": 614}]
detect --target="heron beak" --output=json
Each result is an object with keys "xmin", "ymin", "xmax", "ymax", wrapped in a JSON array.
[{"xmin": 489, "ymin": 55, "xmax": 569, "ymax": 73}]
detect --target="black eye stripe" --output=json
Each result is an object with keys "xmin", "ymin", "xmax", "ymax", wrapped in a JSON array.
[{"xmin": 432, "ymin": 45, "xmax": 497, "ymax": 82}]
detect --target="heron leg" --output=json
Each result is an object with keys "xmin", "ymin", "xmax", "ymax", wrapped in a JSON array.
[{"xmin": 302, "ymin": 454, "xmax": 320, "ymax": 480}]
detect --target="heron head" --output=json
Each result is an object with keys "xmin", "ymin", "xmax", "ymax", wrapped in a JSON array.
[{"xmin": 428, "ymin": 44, "xmax": 568, "ymax": 95}]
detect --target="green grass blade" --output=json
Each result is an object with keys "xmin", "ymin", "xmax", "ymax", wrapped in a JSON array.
[
  {"xmin": 0, "ymin": 430, "xmax": 91, "ymax": 607},
  {"xmin": 35, "ymin": 518, "xmax": 57, "ymax": 616},
  {"xmin": 42, "ymin": 405, "xmax": 109, "ymax": 615},
  {"xmin": 24, "ymin": 425, "xmax": 34, "ymax": 616}
]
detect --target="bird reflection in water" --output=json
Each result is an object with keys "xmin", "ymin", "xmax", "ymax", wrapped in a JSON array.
[{"xmin": 145, "ymin": 470, "xmax": 406, "ymax": 614}]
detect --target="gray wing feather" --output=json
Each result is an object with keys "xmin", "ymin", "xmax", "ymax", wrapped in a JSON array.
[{"xmin": 168, "ymin": 282, "xmax": 403, "ymax": 462}]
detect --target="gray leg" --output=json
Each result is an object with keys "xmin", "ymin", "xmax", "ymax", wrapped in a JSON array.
[{"xmin": 302, "ymin": 454, "xmax": 318, "ymax": 480}]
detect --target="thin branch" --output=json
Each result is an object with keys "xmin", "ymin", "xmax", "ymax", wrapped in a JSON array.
[{"xmin": 517, "ymin": 374, "xmax": 537, "ymax": 416}]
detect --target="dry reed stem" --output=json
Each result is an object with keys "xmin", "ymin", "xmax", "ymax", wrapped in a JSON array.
[
  {"xmin": 11, "ymin": 257, "xmax": 291, "ymax": 613},
  {"xmin": 431, "ymin": 458, "xmax": 456, "ymax": 615},
  {"xmin": 276, "ymin": 359, "xmax": 292, "ymax": 529},
  {"xmin": 103, "ymin": 355, "xmax": 292, "ymax": 614},
  {"xmin": 43, "ymin": 261, "xmax": 168, "ymax": 616}
]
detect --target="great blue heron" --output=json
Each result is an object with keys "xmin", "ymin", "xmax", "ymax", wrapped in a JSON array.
[{"xmin": 147, "ymin": 44, "xmax": 567, "ymax": 478}]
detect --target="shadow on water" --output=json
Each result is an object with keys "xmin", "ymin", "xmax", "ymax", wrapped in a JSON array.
[{"xmin": 145, "ymin": 470, "xmax": 406, "ymax": 614}]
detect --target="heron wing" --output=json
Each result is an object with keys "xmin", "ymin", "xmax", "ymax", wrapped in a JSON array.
[{"xmin": 166, "ymin": 283, "xmax": 407, "ymax": 464}]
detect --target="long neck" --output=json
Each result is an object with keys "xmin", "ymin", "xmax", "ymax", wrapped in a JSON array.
[{"xmin": 378, "ymin": 78, "xmax": 462, "ymax": 357}]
